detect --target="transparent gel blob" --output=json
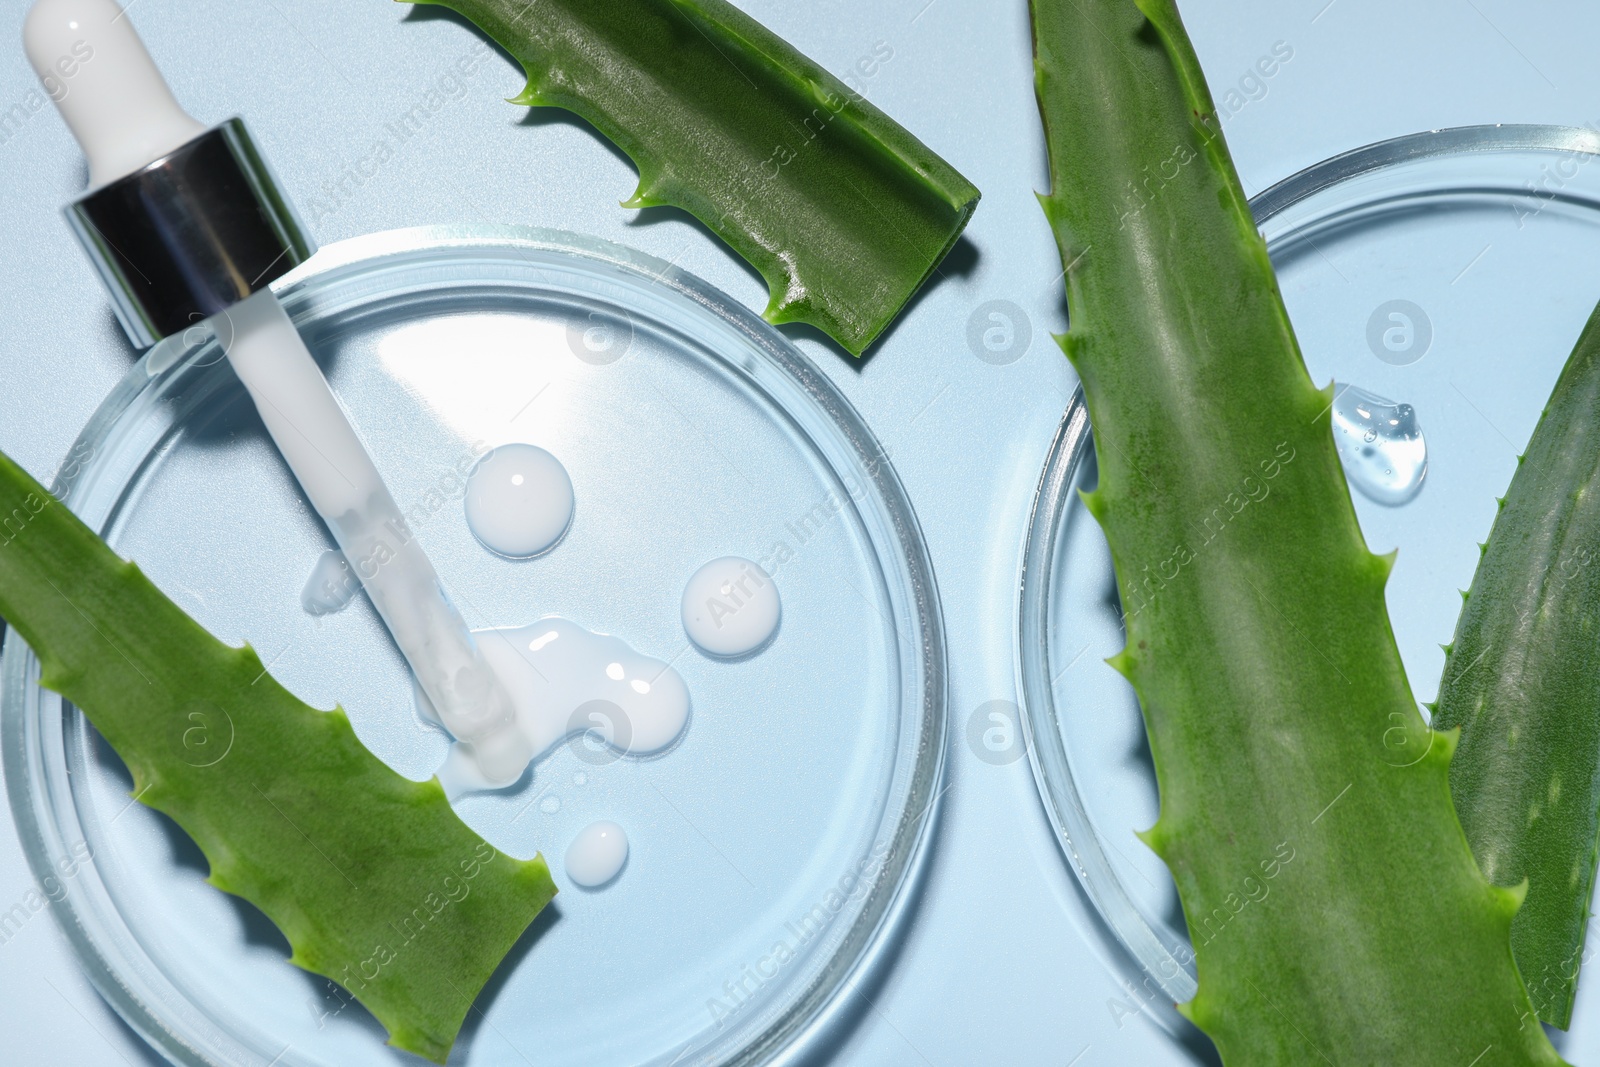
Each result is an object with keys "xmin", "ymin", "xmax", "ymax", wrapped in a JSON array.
[
  {"xmin": 464, "ymin": 444, "xmax": 575, "ymax": 558},
  {"xmin": 1331, "ymin": 383, "xmax": 1428, "ymax": 506}
]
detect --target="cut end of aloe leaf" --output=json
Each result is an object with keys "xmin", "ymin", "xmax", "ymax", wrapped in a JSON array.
[{"xmin": 420, "ymin": 0, "xmax": 980, "ymax": 357}]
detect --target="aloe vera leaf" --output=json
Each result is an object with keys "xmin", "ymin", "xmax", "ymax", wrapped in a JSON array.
[
  {"xmin": 1431, "ymin": 302, "xmax": 1600, "ymax": 1028},
  {"xmin": 411, "ymin": 0, "xmax": 979, "ymax": 356},
  {"xmin": 1031, "ymin": 0, "xmax": 1563, "ymax": 1061},
  {"xmin": 0, "ymin": 449, "xmax": 555, "ymax": 1064}
]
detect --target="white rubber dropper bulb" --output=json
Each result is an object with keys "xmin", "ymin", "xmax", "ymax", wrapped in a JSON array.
[{"xmin": 23, "ymin": 0, "xmax": 204, "ymax": 187}]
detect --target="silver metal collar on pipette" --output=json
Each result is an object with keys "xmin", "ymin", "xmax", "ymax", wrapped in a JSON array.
[{"xmin": 66, "ymin": 118, "xmax": 313, "ymax": 349}]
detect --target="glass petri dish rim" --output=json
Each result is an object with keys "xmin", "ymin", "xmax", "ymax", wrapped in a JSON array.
[
  {"xmin": 1, "ymin": 224, "xmax": 949, "ymax": 1067},
  {"xmin": 1015, "ymin": 123, "xmax": 1600, "ymax": 1013}
]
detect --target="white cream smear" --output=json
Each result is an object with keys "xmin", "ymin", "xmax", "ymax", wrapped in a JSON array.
[
  {"xmin": 413, "ymin": 437, "xmax": 691, "ymax": 793},
  {"xmin": 464, "ymin": 444, "xmax": 574, "ymax": 557},
  {"xmin": 427, "ymin": 618, "xmax": 690, "ymax": 794},
  {"xmin": 565, "ymin": 820, "xmax": 629, "ymax": 888},
  {"xmin": 681, "ymin": 557, "xmax": 780, "ymax": 656}
]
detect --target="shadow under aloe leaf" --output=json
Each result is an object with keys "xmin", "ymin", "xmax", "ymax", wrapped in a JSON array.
[
  {"xmin": 95, "ymin": 725, "xmax": 379, "ymax": 1039},
  {"xmin": 1546, "ymin": 1023, "xmax": 1570, "ymax": 1057},
  {"xmin": 1107, "ymin": 600, "xmax": 1218, "ymax": 1056},
  {"xmin": 91, "ymin": 718, "xmax": 563, "ymax": 1058},
  {"xmin": 518, "ymin": 105, "xmax": 639, "ymax": 176},
  {"xmin": 446, "ymin": 902, "xmax": 562, "ymax": 1061},
  {"xmin": 1053, "ymin": 456, "xmax": 1218, "ymax": 1064},
  {"xmin": 403, "ymin": 0, "xmax": 643, "ymax": 189},
  {"xmin": 625, "ymin": 199, "xmax": 768, "ymax": 285},
  {"xmin": 91, "ymin": 729, "xmax": 222, "ymax": 870},
  {"xmin": 93, "ymin": 729, "xmax": 296, "ymax": 958},
  {"xmin": 400, "ymin": 1, "xmax": 520, "ymax": 74},
  {"xmin": 1062, "ymin": 862, "xmax": 1220, "ymax": 1067}
]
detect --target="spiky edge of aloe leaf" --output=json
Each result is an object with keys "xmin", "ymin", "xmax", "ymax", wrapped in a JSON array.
[
  {"xmin": 0, "ymin": 449, "xmax": 556, "ymax": 1064},
  {"xmin": 1432, "ymin": 300, "xmax": 1600, "ymax": 1028},
  {"xmin": 408, "ymin": 0, "xmax": 979, "ymax": 356},
  {"xmin": 1031, "ymin": 0, "xmax": 1563, "ymax": 1061}
]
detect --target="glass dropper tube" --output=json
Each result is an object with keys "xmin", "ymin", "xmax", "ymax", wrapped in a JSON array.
[{"xmin": 223, "ymin": 292, "xmax": 531, "ymax": 784}]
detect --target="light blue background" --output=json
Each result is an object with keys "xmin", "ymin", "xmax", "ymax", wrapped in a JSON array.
[{"xmin": 0, "ymin": 0, "xmax": 1594, "ymax": 1063}]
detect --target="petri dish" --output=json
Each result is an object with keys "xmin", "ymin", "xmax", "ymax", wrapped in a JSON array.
[
  {"xmin": 2, "ymin": 226, "xmax": 946, "ymax": 1066},
  {"xmin": 1018, "ymin": 125, "xmax": 1600, "ymax": 1030}
]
